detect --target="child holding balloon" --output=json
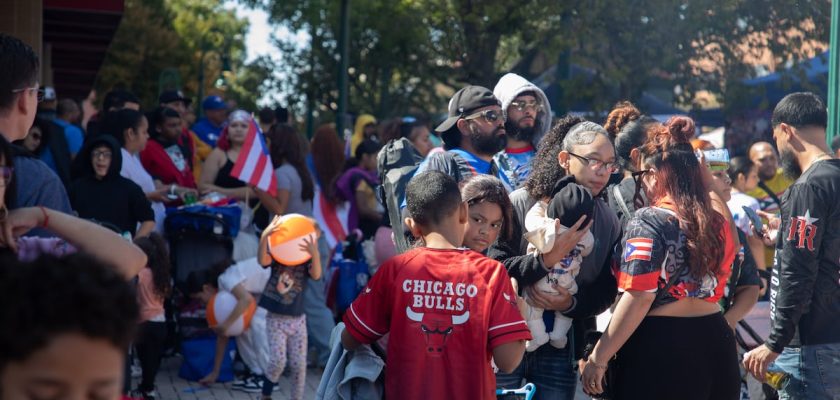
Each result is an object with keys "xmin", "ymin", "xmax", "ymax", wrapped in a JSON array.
[{"xmin": 258, "ymin": 214, "xmax": 322, "ymax": 400}]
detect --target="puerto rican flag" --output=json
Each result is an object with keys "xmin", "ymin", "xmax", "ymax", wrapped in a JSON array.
[
  {"xmin": 231, "ymin": 119, "xmax": 277, "ymax": 196},
  {"xmin": 312, "ymin": 185, "xmax": 349, "ymax": 249},
  {"xmin": 624, "ymin": 238, "xmax": 654, "ymax": 262}
]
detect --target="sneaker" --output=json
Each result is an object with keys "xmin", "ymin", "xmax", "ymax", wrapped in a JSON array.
[
  {"xmin": 237, "ymin": 376, "xmax": 263, "ymax": 393},
  {"xmin": 129, "ymin": 388, "xmax": 158, "ymax": 400},
  {"xmin": 231, "ymin": 376, "xmax": 248, "ymax": 388}
]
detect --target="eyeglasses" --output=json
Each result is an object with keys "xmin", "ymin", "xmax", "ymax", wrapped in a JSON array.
[
  {"xmin": 0, "ymin": 166, "xmax": 13, "ymax": 186},
  {"xmin": 463, "ymin": 109, "xmax": 504, "ymax": 124},
  {"xmin": 631, "ymin": 169, "xmax": 651, "ymax": 209},
  {"xmin": 509, "ymin": 100, "xmax": 542, "ymax": 112},
  {"xmin": 567, "ymin": 151, "xmax": 620, "ymax": 174},
  {"xmin": 92, "ymin": 150, "xmax": 113, "ymax": 160},
  {"xmin": 11, "ymin": 86, "xmax": 44, "ymax": 102}
]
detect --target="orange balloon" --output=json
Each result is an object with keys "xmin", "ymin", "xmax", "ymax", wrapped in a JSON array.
[{"xmin": 267, "ymin": 214, "xmax": 317, "ymax": 266}]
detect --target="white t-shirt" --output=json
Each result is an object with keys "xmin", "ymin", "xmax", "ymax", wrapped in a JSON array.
[
  {"xmin": 218, "ymin": 257, "xmax": 270, "ymax": 294},
  {"xmin": 121, "ymin": 148, "xmax": 166, "ymax": 232},
  {"xmin": 728, "ymin": 191, "xmax": 761, "ymax": 236}
]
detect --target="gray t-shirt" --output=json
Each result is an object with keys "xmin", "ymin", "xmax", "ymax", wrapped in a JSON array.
[
  {"xmin": 275, "ymin": 163, "xmax": 313, "ymax": 217},
  {"xmin": 14, "ymin": 156, "xmax": 72, "ymax": 237}
]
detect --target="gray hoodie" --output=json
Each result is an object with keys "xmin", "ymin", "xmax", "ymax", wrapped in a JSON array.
[
  {"xmin": 492, "ymin": 73, "xmax": 553, "ymax": 188},
  {"xmin": 493, "ymin": 72, "xmax": 552, "ymax": 147}
]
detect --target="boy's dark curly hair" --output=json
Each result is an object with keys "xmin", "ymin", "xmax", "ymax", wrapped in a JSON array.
[
  {"xmin": 525, "ymin": 114, "xmax": 587, "ymax": 200},
  {"xmin": 0, "ymin": 254, "xmax": 138, "ymax": 372}
]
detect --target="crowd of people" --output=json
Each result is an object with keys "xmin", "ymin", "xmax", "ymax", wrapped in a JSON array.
[{"xmin": 1, "ymin": 29, "xmax": 839, "ymax": 400}]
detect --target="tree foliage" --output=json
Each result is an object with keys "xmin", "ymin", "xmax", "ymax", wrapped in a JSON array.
[
  {"xmin": 245, "ymin": 0, "xmax": 829, "ymax": 121},
  {"xmin": 96, "ymin": 0, "xmax": 262, "ymax": 111}
]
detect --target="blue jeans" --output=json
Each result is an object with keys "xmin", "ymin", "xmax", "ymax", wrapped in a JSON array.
[
  {"xmin": 495, "ymin": 344, "xmax": 577, "ymax": 400},
  {"xmin": 303, "ymin": 236, "xmax": 336, "ymax": 367},
  {"xmin": 770, "ymin": 342, "xmax": 840, "ymax": 400}
]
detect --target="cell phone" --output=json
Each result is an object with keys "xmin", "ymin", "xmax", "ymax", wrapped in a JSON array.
[
  {"xmin": 742, "ymin": 206, "xmax": 764, "ymax": 235},
  {"xmin": 703, "ymin": 149, "xmax": 730, "ymax": 171}
]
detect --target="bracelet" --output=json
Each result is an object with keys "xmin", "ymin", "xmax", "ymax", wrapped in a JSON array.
[{"xmin": 38, "ymin": 206, "xmax": 49, "ymax": 228}]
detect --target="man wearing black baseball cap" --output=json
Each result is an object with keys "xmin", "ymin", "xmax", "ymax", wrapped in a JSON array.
[
  {"xmin": 159, "ymin": 90, "xmax": 192, "ymax": 114},
  {"xmin": 158, "ymin": 90, "xmax": 211, "ymax": 180},
  {"xmin": 415, "ymin": 85, "xmax": 513, "ymax": 190}
]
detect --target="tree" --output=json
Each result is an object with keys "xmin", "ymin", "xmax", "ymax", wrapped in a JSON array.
[
  {"xmin": 96, "ymin": 0, "xmax": 266, "ymax": 111},
  {"xmin": 244, "ymin": 0, "xmax": 829, "ymax": 121}
]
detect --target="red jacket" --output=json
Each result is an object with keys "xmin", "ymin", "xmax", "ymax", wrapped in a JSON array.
[{"xmin": 140, "ymin": 138, "xmax": 197, "ymax": 189}]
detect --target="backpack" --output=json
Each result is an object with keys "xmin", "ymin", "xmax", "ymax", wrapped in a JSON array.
[{"xmin": 376, "ymin": 138, "xmax": 423, "ymax": 254}]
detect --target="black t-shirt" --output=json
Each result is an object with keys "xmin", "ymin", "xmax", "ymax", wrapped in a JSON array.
[
  {"xmin": 766, "ymin": 159, "xmax": 840, "ymax": 352},
  {"xmin": 69, "ymin": 176, "xmax": 154, "ymax": 235},
  {"xmin": 259, "ymin": 260, "xmax": 310, "ymax": 316}
]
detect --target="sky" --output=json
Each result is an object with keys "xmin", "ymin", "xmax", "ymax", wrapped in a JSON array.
[{"xmin": 226, "ymin": 2, "xmax": 310, "ymax": 106}]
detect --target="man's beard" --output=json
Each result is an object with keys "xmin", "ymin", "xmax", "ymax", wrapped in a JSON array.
[
  {"xmin": 504, "ymin": 118, "xmax": 539, "ymax": 143},
  {"xmin": 779, "ymin": 147, "xmax": 802, "ymax": 180},
  {"xmin": 470, "ymin": 125, "xmax": 506, "ymax": 155}
]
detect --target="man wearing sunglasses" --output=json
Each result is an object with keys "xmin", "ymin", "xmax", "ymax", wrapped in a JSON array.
[
  {"xmin": 0, "ymin": 33, "xmax": 73, "ymax": 228},
  {"xmin": 415, "ymin": 85, "xmax": 513, "ymax": 190},
  {"xmin": 493, "ymin": 73, "xmax": 552, "ymax": 189}
]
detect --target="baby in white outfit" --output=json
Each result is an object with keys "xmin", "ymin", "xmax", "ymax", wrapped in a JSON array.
[{"xmin": 522, "ymin": 176, "xmax": 594, "ymax": 351}]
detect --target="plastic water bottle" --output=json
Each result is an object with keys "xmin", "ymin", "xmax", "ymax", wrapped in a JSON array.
[
  {"xmin": 213, "ymin": 215, "xmax": 224, "ymax": 235},
  {"xmin": 765, "ymin": 371, "xmax": 789, "ymax": 390}
]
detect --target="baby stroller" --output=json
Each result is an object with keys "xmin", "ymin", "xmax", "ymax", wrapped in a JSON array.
[{"xmin": 163, "ymin": 204, "xmax": 238, "ymax": 358}]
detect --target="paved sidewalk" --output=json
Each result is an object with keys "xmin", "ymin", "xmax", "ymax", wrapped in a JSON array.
[
  {"xmin": 145, "ymin": 354, "xmax": 594, "ymax": 400},
  {"xmin": 138, "ymin": 356, "xmax": 322, "ymax": 400}
]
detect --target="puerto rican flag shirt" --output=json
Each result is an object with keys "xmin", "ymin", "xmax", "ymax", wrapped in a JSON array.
[
  {"xmin": 615, "ymin": 205, "xmax": 735, "ymax": 308},
  {"xmin": 343, "ymin": 247, "xmax": 531, "ymax": 400}
]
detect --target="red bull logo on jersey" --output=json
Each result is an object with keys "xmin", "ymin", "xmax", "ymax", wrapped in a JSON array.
[
  {"xmin": 405, "ymin": 306, "xmax": 470, "ymax": 354},
  {"xmin": 787, "ymin": 210, "xmax": 819, "ymax": 251}
]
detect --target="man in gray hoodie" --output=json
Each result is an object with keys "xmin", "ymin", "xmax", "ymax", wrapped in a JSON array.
[{"xmin": 493, "ymin": 73, "xmax": 553, "ymax": 189}]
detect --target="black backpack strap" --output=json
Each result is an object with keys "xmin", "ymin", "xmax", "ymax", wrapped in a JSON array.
[{"xmin": 758, "ymin": 181, "xmax": 782, "ymax": 209}]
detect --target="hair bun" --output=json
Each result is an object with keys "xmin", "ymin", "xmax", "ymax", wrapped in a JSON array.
[
  {"xmin": 666, "ymin": 116, "xmax": 695, "ymax": 143},
  {"xmin": 604, "ymin": 101, "xmax": 641, "ymax": 138}
]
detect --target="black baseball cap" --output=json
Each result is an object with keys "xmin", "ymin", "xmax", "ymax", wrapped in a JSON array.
[
  {"xmin": 158, "ymin": 90, "xmax": 192, "ymax": 106},
  {"xmin": 434, "ymin": 85, "xmax": 500, "ymax": 133}
]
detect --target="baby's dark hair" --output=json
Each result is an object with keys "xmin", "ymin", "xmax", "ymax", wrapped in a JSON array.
[
  {"xmin": 406, "ymin": 171, "xmax": 462, "ymax": 228},
  {"xmin": 184, "ymin": 258, "xmax": 231, "ymax": 295},
  {"xmin": 134, "ymin": 233, "xmax": 172, "ymax": 298},
  {"xmin": 0, "ymin": 254, "xmax": 138, "ymax": 372},
  {"xmin": 460, "ymin": 175, "xmax": 513, "ymax": 242}
]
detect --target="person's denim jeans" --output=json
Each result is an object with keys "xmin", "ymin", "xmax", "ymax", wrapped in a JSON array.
[
  {"xmin": 304, "ymin": 236, "xmax": 337, "ymax": 367},
  {"xmin": 496, "ymin": 344, "xmax": 577, "ymax": 400},
  {"xmin": 769, "ymin": 342, "xmax": 840, "ymax": 400}
]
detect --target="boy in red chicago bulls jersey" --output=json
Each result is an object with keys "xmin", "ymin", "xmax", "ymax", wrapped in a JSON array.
[{"xmin": 342, "ymin": 171, "xmax": 530, "ymax": 399}]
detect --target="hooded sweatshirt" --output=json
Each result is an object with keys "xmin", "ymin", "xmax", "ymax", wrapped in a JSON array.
[
  {"xmin": 492, "ymin": 73, "xmax": 552, "ymax": 189},
  {"xmin": 347, "ymin": 114, "xmax": 377, "ymax": 158},
  {"xmin": 69, "ymin": 135, "xmax": 154, "ymax": 236}
]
